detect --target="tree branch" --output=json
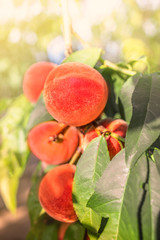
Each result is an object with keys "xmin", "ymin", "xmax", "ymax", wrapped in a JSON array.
[
  {"xmin": 100, "ymin": 59, "xmax": 136, "ymax": 76},
  {"xmin": 61, "ymin": 0, "xmax": 72, "ymax": 57}
]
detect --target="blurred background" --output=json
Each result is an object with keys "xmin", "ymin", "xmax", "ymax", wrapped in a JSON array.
[
  {"xmin": 0, "ymin": 0, "xmax": 160, "ymax": 239},
  {"xmin": 0, "ymin": 0, "xmax": 160, "ymax": 100}
]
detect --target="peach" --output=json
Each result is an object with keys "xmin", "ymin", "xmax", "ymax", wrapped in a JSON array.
[
  {"xmin": 28, "ymin": 121, "xmax": 79, "ymax": 164},
  {"xmin": 23, "ymin": 61, "xmax": 57, "ymax": 103},
  {"xmin": 82, "ymin": 118, "xmax": 128, "ymax": 159},
  {"xmin": 58, "ymin": 223, "xmax": 71, "ymax": 240},
  {"xmin": 44, "ymin": 62, "xmax": 108, "ymax": 126},
  {"xmin": 38, "ymin": 164, "xmax": 77, "ymax": 223}
]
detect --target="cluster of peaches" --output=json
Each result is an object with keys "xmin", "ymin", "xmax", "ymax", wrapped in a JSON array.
[{"xmin": 23, "ymin": 61, "xmax": 128, "ymax": 239}]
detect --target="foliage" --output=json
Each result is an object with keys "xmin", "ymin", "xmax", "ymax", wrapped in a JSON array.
[
  {"xmin": 27, "ymin": 95, "xmax": 53, "ymax": 131},
  {"xmin": 1, "ymin": 44, "xmax": 160, "ymax": 240},
  {"xmin": 1, "ymin": 0, "xmax": 160, "ymax": 239},
  {"xmin": 64, "ymin": 222, "xmax": 85, "ymax": 240},
  {"xmin": 73, "ymin": 136, "xmax": 110, "ymax": 234},
  {"xmin": 0, "ymin": 95, "xmax": 32, "ymax": 211},
  {"xmin": 63, "ymin": 48, "xmax": 102, "ymax": 67}
]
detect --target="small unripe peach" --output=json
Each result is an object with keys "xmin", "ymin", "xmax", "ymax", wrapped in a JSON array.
[
  {"xmin": 82, "ymin": 118, "xmax": 128, "ymax": 159},
  {"xmin": 23, "ymin": 61, "xmax": 57, "ymax": 103},
  {"xmin": 28, "ymin": 121, "xmax": 79, "ymax": 164},
  {"xmin": 38, "ymin": 164, "xmax": 77, "ymax": 223},
  {"xmin": 44, "ymin": 62, "xmax": 108, "ymax": 126}
]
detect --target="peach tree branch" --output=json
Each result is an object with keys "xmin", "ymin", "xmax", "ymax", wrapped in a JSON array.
[{"xmin": 61, "ymin": 0, "xmax": 72, "ymax": 57}]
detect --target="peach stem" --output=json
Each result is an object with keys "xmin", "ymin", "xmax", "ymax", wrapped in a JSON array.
[
  {"xmin": 69, "ymin": 147, "xmax": 82, "ymax": 165},
  {"xmin": 48, "ymin": 125, "xmax": 69, "ymax": 143},
  {"xmin": 71, "ymin": 27, "xmax": 90, "ymax": 48}
]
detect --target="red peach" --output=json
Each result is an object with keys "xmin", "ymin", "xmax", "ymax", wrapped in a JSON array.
[
  {"xmin": 44, "ymin": 62, "xmax": 108, "ymax": 126},
  {"xmin": 82, "ymin": 118, "xmax": 128, "ymax": 159},
  {"xmin": 28, "ymin": 121, "xmax": 79, "ymax": 164},
  {"xmin": 38, "ymin": 164, "xmax": 77, "ymax": 223},
  {"xmin": 23, "ymin": 61, "xmax": 57, "ymax": 103},
  {"xmin": 99, "ymin": 118, "xmax": 128, "ymax": 138},
  {"xmin": 58, "ymin": 223, "xmax": 71, "ymax": 240}
]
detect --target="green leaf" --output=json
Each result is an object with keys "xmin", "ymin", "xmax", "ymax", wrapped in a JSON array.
[
  {"xmin": 27, "ymin": 95, "xmax": 53, "ymax": 131},
  {"xmin": 151, "ymin": 136, "xmax": 160, "ymax": 150},
  {"xmin": 0, "ymin": 154, "xmax": 22, "ymax": 212},
  {"xmin": 64, "ymin": 222, "xmax": 85, "ymax": 240},
  {"xmin": 63, "ymin": 48, "xmax": 102, "ymax": 67},
  {"xmin": 102, "ymin": 70, "xmax": 125, "ymax": 118},
  {"xmin": 129, "ymin": 56, "xmax": 150, "ymax": 73},
  {"xmin": 41, "ymin": 224, "xmax": 58, "ymax": 240},
  {"xmin": 0, "ymin": 95, "xmax": 32, "ymax": 135},
  {"xmin": 102, "ymin": 65, "xmax": 131, "ymax": 119},
  {"xmin": 27, "ymin": 164, "xmax": 42, "ymax": 225},
  {"xmin": 27, "ymin": 214, "xmax": 58, "ymax": 240},
  {"xmin": 97, "ymin": 214, "xmax": 118, "ymax": 240},
  {"xmin": 125, "ymin": 73, "xmax": 160, "ymax": 166},
  {"xmin": 0, "ymin": 94, "xmax": 32, "ymax": 211},
  {"xmin": 87, "ymin": 230, "xmax": 99, "ymax": 240},
  {"xmin": 0, "ymin": 98, "xmax": 12, "ymax": 117},
  {"xmin": 73, "ymin": 136, "xmax": 110, "ymax": 232},
  {"xmin": 141, "ymin": 149, "xmax": 160, "ymax": 240},
  {"xmin": 88, "ymin": 150, "xmax": 148, "ymax": 240},
  {"xmin": 154, "ymin": 148, "xmax": 160, "ymax": 174},
  {"xmin": 118, "ymin": 73, "xmax": 140, "ymax": 123}
]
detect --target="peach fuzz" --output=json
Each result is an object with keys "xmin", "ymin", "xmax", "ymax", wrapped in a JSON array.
[
  {"xmin": 23, "ymin": 61, "xmax": 57, "ymax": 103},
  {"xmin": 28, "ymin": 121, "xmax": 79, "ymax": 165},
  {"xmin": 38, "ymin": 164, "xmax": 78, "ymax": 223},
  {"xmin": 82, "ymin": 118, "xmax": 128, "ymax": 159},
  {"xmin": 44, "ymin": 62, "xmax": 108, "ymax": 126}
]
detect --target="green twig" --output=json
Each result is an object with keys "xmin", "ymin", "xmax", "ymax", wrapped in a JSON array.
[{"xmin": 100, "ymin": 59, "xmax": 136, "ymax": 76}]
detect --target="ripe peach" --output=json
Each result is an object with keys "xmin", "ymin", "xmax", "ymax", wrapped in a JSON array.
[
  {"xmin": 44, "ymin": 62, "xmax": 108, "ymax": 126},
  {"xmin": 58, "ymin": 223, "xmax": 71, "ymax": 240},
  {"xmin": 38, "ymin": 164, "xmax": 77, "ymax": 223},
  {"xmin": 28, "ymin": 121, "xmax": 79, "ymax": 164},
  {"xmin": 82, "ymin": 118, "xmax": 128, "ymax": 159},
  {"xmin": 23, "ymin": 61, "xmax": 57, "ymax": 103}
]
